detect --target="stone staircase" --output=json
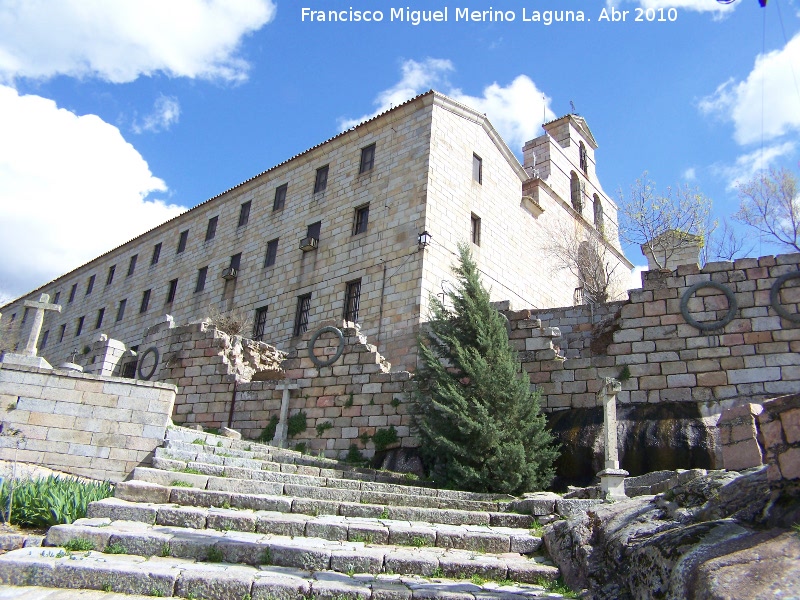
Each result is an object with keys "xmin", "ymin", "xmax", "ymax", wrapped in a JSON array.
[{"xmin": 0, "ymin": 426, "xmax": 573, "ymax": 599}]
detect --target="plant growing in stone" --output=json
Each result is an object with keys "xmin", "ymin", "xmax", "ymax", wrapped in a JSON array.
[
  {"xmin": 372, "ymin": 426, "xmax": 398, "ymax": 452},
  {"xmin": 258, "ymin": 415, "xmax": 279, "ymax": 443},
  {"xmin": 413, "ymin": 243, "xmax": 559, "ymax": 495},
  {"xmin": 316, "ymin": 421, "xmax": 333, "ymax": 437},
  {"xmin": 206, "ymin": 305, "xmax": 253, "ymax": 337},
  {"xmin": 287, "ymin": 411, "xmax": 307, "ymax": 437}
]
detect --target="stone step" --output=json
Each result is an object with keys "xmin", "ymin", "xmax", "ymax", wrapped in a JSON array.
[
  {"xmin": 86, "ymin": 498, "xmax": 542, "ymax": 555},
  {"xmin": 0, "ymin": 548, "xmax": 566, "ymax": 599},
  {"xmin": 43, "ymin": 519, "xmax": 559, "ymax": 584},
  {"xmin": 143, "ymin": 458, "xmax": 513, "ymax": 513},
  {"xmin": 115, "ymin": 480, "xmax": 534, "ymax": 529}
]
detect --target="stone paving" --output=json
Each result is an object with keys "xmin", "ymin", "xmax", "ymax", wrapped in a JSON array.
[{"xmin": 0, "ymin": 427, "xmax": 573, "ymax": 599}]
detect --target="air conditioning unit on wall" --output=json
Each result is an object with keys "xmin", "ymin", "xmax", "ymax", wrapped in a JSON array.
[
  {"xmin": 221, "ymin": 267, "xmax": 238, "ymax": 280},
  {"xmin": 299, "ymin": 237, "xmax": 319, "ymax": 252}
]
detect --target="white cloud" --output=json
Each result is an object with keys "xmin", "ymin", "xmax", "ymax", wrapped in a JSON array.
[
  {"xmin": 682, "ymin": 167, "xmax": 697, "ymax": 181},
  {"xmin": 713, "ymin": 141, "xmax": 797, "ymax": 190},
  {"xmin": 133, "ymin": 95, "xmax": 181, "ymax": 134},
  {"xmin": 699, "ymin": 32, "xmax": 800, "ymax": 145},
  {"xmin": 339, "ymin": 59, "xmax": 556, "ymax": 154},
  {"xmin": 0, "ymin": 85, "xmax": 185, "ymax": 301},
  {"xmin": 0, "ymin": 0, "xmax": 276, "ymax": 84},
  {"xmin": 610, "ymin": 0, "xmax": 735, "ymax": 16}
]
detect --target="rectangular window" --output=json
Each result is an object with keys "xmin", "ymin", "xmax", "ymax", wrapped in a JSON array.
[
  {"xmin": 344, "ymin": 279, "xmax": 361, "ymax": 323},
  {"xmin": 264, "ymin": 239, "xmax": 279, "ymax": 267},
  {"xmin": 205, "ymin": 216, "xmax": 218, "ymax": 241},
  {"xmin": 238, "ymin": 201, "xmax": 251, "ymax": 227},
  {"xmin": 53, "ymin": 291, "xmax": 60, "ymax": 305},
  {"xmin": 359, "ymin": 143, "xmax": 375, "ymax": 174},
  {"xmin": 253, "ymin": 306, "xmax": 269, "ymax": 341},
  {"xmin": 313, "ymin": 165, "xmax": 329, "ymax": 194},
  {"xmin": 307, "ymin": 221, "xmax": 321, "ymax": 240},
  {"xmin": 353, "ymin": 204, "xmax": 369, "ymax": 236},
  {"xmin": 40, "ymin": 329, "xmax": 49, "ymax": 350},
  {"xmin": 151, "ymin": 242, "xmax": 162, "ymax": 265},
  {"xmin": 21, "ymin": 308, "xmax": 27, "ymax": 324},
  {"xmin": 121, "ymin": 361, "xmax": 137, "ymax": 379},
  {"xmin": 471, "ymin": 213, "xmax": 481, "ymax": 246},
  {"xmin": 76, "ymin": 316, "xmax": 85, "ymax": 336},
  {"xmin": 195, "ymin": 267, "xmax": 207, "ymax": 293},
  {"xmin": 473, "ymin": 153, "xmax": 482, "ymax": 184},
  {"xmin": 127, "ymin": 254, "xmax": 138, "ymax": 277},
  {"xmin": 69, "ymin": 284, "xmax": 77, "ymax": 302},
  {"xmin": 230, "ymin": 253, "xmax": 241, "ymax": 271},
  {"xmin": 58, "ymin": 324, "xmax": 66, "ymax": 343},
  {"xmin": 166, "ymin": 279, "xmax": 178, "ymax": 304},
  {"xmin": 86, "ymin": 275, "xmax": 95, "ymax": 296},
  {"xmin": 116, "ymin": 299, "xmax": 127, "ymax": 322},
  {"xmin": 177, "ymin": 229, "xmax": 189, "ymax": 254},
  {"xmin": 293, "ymin": 293, "xmax": 311, "ymax": 336},
  {"xmin": 95, "ymin": 308, "xmax": 105, "ymax": 329},
  {"xmin": 140, "ymin": 289, "xmax": 151, "ymax": 313},
  {"xmin": 106, "ymin": 265, "xmax": 116, "ymax": 286},
  {"xmin": 273, "ymin": 184, "xmax": 287, "ymax": 211}
]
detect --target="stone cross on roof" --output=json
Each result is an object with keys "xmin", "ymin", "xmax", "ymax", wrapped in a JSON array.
[{"xmin": 21, "ymin": 293, "xmax": 62, "ymax": 357}]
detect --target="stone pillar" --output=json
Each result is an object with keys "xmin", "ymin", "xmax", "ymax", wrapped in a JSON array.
[
  {"xmin": 0, "ymin": 293, "xmax": 61, "ymax": 369},
  {"xmin": 596, "ymin": 377, "xmax": 629, "ymax": 500},
  {"xmin": 273, "ymin": 383, "xmax": 299, "ymax": 448}
]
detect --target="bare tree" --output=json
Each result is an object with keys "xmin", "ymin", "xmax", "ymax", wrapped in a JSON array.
[
  {"xmin": 544, "ymin": 221, "xmax": 626, "ymax": 304},
  {"xmin": 207, "ymin": 305, "xmax": 253, "ymax": 337},
  {"xmin": 734, "ymin": 167, "xmax": 800, "ymax": 252},
  {"xmin": 702, "ymin": 217, "xmax": 754, "ymax": 264},
  {"xmin": 618, "ymin": 173, "xmax": 712, "ymax": 270}
]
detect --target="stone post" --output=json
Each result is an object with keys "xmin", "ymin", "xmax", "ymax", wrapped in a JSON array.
[
  {"xmin": 597, "ymin": 377, "xmax": 629, "ymax": 500},
  {"xmin": 0, "ymin": 293, "xmax": 61, "ymax": 369},
  {"xmin": 273, "ymin": 383, "xmax": 299, "ymax": 448}
]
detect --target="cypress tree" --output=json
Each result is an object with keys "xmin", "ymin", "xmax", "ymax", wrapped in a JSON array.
[{"xmin": 413, "ymin": 243, "xmax": 558, "ymax": 495}]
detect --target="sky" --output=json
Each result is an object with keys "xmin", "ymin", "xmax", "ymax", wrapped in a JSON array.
[{"xmin": 0, "ymin": 0, "xmax": 799, "ymax": 304}]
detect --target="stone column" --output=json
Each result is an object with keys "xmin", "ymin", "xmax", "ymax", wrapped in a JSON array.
[
  {"xmin": 273, "ymin": 383, "xmax": 299, "ymax": 448},
  {"xmin": 596, "ymin": 377, "xmax": 629, "ymax": 500},
  {"xmin": 0, "ymin": 293, "xmax": 61, "ymax": 369}
]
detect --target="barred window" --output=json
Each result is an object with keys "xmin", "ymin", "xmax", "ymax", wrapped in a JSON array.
[
  {"xmin": 579, "ymin": 142, "xmax": 588, "ymax": 174},
  {"xmin": 293, "ymin": 293, "xmax": 311, "ymax": 336},
  {"xmin": 343, "ymin": 279, "xmax": 361, "ymax": 323},
  {"xmin": 253, "ymin": 306, "xmax": 269, "ymax": 341}
]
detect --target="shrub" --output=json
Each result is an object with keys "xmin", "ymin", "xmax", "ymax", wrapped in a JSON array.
[
  {"xmin": 372, "ymin": 426, "xmax": 398, "ymax": 452},
  {"xmin": 287, "ymin": 411, "xmax": 307, "ymax": 438},
  {"xmin": 0, "ymin": 475, "xmax": 114, "ymax": 528},
  {"xmin": 64, "ymin": 538, "xmax": 95, "ymax": 552},
  {"xmin": 344, "ymin": 444, "xmax": 366, "ymax": 465},
  {"xmin": 257, "ymin": 416, "xmax": 279, "ymax": 443},
  {"xmin": 316, "ymin": 421, "xmax": 333, "ymax": 437}
]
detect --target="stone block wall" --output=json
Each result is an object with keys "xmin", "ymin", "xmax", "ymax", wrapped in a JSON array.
[
  {"xmin": 0, "ymin": 363, "xmax": 176, "ymax": 482},
  {"xmin": 757, "ymin": 393, "xmax": 800, "ymax": 483}
]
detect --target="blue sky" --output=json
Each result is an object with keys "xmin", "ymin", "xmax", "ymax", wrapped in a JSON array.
[{"xmin": 1, "ymin": 0, "xmax": 799, "ymax": 303}]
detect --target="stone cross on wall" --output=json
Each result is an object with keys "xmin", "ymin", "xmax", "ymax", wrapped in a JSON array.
[
  {"xmin": 21, "ymin": 293, "xmax": 62, "ymax": 357},
  {"xmin": 597, "ymin": 377, "xmax": 629, "ymax": 500}
]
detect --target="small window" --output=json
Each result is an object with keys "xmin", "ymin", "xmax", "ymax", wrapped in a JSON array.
[
  {"xmin": 238, "ymin": 201, "xmax": 251, "ymax": 228},
  {"xmin": 313, "ymin": 165, "xmax": 329, "ymax": 194},
  {"xmin": 359, "ymin": 144, "xmax": 376, "ymax": 174},
  {"xmin": 68, "ymin": 284, "xmax": 77, "ymax": 303},
  {"xmin": 195, "ymin": 267, "xmax": 208, "ymax": 293},
  {"xmin": 593, "ymin": 194, "xmax": 605, "ymax": 235},
  {"xmin": 76, "ymin": 316, "xmax": 85, "ymax": 336},
  {"xmin": 58, "ymin": 324, "xmax": 66, "ymax": 343},
  {"xmin": 473, "ymin": 154, "xmax": 482, "ymax": 184},
  {"xmin": 264, "ymin": 239, "xmax": 279, "ymax": 267},
  {"xmin": 121, "ymin": 361, "xmax": 137, "ymax": 379},
  {"xmin": 40, "ymin": 329, "xmax": 49, "ymax": 349},
  {"xmin": 353, "ymin": 204, "xmax": 369, "ymax": 236},
  {"xmin": 151, "ymin": 242, "xmax": 162, "ymax": 265},
  {"xmin": 106, "ymin": 265, "xmax": 116, "ymax": 286},
  {"xmin": 177, "ymin": 229, "xmax": 189, "ymax": 254},
  {"xmin": 273, "ymin": 184, "xmax": 287, "ymax": 211},
  {"xmin": 253, "ymin": 306, "xmax": 269, "ymax": 341},
  {"xmin": 471, "ymin": 214, "xmax": 481, "ymax": 246},
  {"xmin": 230, "ymin": 253, "xmax": 241, "ymax": 271},
  {"xmin": 53, "ymin": 291, "xmax": 60, "ymax": 305},
  {"xmin": 21, "ymin": 308, "xmax": 27, "ymax": 324},
  {"xmin": 293, "ymin": 293, "xmax": 311, "ymax": 336},
  {"xmin": 307, "ymin": 221, "xmax": 321, "ymax": 240},
  {"xmin": 140, "ymin": 289, "xmax": 151, "ymax": 313},
  {"xmin": 205, "ymin": 216, "xmax": 218, "ymax": 241},
  {"xmin": 344, "ymin": 279, "xmax": 361, "ymax": 323},
  {"xmin": 570, "ymin": 172, "xmax": 583, "ymax": 213},
  {"xmin": 116, "ymin": 299, "xmax": 127, "ymax": 322},
  {"xmin": 127, "ymin": 254, "xmax": 138, "ymax": 277},
  {"xmin": 166, "ymin": 279, "xmax": 178, "ymax": 304},
  {"xmin": 86, "ymin": 275, "xmax": 95, "ymax": 296},
  {"xmin": 9, "ymin": 313, "xmax": 15, "ymax": 322},
  {"xmin": 95, "ymin": 308, "xmax": 105, "ymax": 329},
  {"xmin": 579, "ymin": 142, "xmax": 588, "ymax": 174}
]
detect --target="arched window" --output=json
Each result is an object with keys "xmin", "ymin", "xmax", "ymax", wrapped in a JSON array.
[
  {"xmin": 579, "ymin": 142, "xmax": 588, "ymax": 174},
  {"xmin": 593, "ymin": 194, "xmax": 604, "ymax": 235},
  {"xmin": 570, "ymin": 172, "xmax": 583, "ymax": 213}
]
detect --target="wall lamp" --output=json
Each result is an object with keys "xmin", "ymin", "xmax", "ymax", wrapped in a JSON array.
[{"xmin": 418, "ymin": 230, "xmax": 432, "ymax": 251}]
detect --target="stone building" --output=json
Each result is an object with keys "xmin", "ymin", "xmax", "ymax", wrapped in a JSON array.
[{"xmin": 0, "ymin": 91, "xmax": 631, "ymax": 373}]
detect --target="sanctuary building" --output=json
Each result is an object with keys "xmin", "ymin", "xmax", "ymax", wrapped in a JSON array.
[{"xmin": 0, "ymin": 91, "xmax": 631, "ymax": 373}]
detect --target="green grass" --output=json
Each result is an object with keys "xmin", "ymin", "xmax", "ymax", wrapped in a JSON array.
[
  {"xmin": 192, "ymin": 438, "xmax": 206, "ymax": 445},
  {"xmin": 536, "ymin": 577, "xmax": 578, "ymax": 598},
  {"xmin": 529, "ymin": 519, "xmax": 544, "ymax": 537},
  {"xmin": 261, "ymin": 547, "xmax": 272, "ymax": 565},
  {"xmin": 104, "ymin": 543, "xmax": 127, "ymax": 555},
  {"xmin": 64, "ymin": 538, "xmax": 95, "ymax": 552},
  {"xmin": 179, "ymin": 467, "xmax": 203, "ymax": 474},
  {"xmin": 0, "ymin": 475, "xmax": 114, "ymax": 528},
  {"xmin": 410, "ymin": 536, "xmax": 432, "ymax": 548},
  {"xmin": 379, "ymin": 508, "xmax": 390, "ymax": 519},
  {"xmin": 170, "ymin": 480, "xmax": 194, "ymax": 488},
  {"xmin": 470, "ymin": 574, "xmax": 485, "ymax": 585},
  {"xmin": 160, "ymin": 543, "xmax": 171, "ymax": 557},
  {"xmin": 431, "ymin": 567, "xmax": 444, "ymax": 578},
  {"xmin": 351, "ymin": 533, "xmax": 374, "ymax": 544},
  {"xmin": 206, "ymin": 546, "xmax": 224, "ymax": 563}
]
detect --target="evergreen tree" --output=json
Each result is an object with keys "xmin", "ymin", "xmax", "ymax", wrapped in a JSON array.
[{"xmin": 413, "ymin": 243, "xmax": 559, "ymax": 495}]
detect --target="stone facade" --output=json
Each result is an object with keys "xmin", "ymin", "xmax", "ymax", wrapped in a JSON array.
[
  {"xmin": 0, "ymin": 93, "xmax": 629, "ymax": 374},
  {"xmin": 0, "ymin": 363, "xmax": 175, "ymax": 481}
]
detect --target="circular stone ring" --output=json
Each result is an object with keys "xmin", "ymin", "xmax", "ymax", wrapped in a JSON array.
[
  {"xmin": 308, "ymin": 326, "xmax": 345, "ymax": 367},
  {"xmin": 770, "ymin": 271, "xmax": 800, "ymax": 323},
  {"xmin": 137, "ymin": 347, "xmax": 160, "ymax": 380},
  {"xmin": 679, "ymin": 281, "xmax": 738, "ymax": 332}
]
